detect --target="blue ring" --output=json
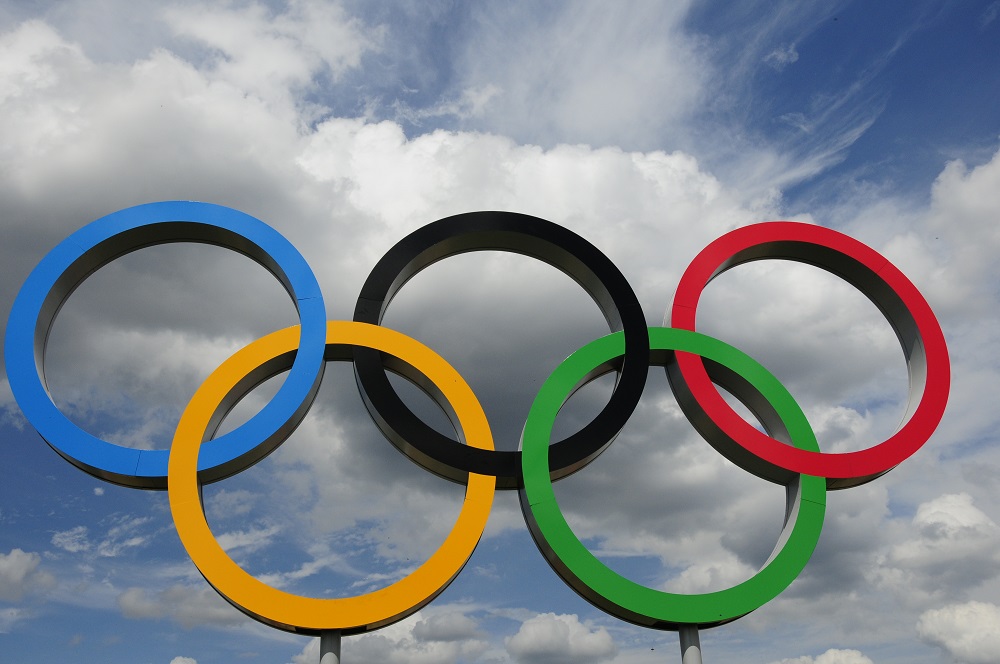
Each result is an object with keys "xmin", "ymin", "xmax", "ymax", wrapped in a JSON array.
[{"xmin": 4, "ymin": 201, "xmax": 327, "ymax": 489}]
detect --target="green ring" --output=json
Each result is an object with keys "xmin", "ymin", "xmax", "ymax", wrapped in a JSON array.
[{"xmin": 519, "ymin": 328, "xmax": 826, "ymax": 629}]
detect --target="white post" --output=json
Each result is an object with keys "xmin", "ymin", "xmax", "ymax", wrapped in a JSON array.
[
  {"xmin": 320, "ymin": 630, "xmax": 342, "ymax": 664},
  {"xmin": 679, "ymin": 625, "xmax": 703, "ymax": 664}
]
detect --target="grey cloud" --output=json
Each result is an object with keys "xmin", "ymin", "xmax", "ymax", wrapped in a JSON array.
[
  {"xmin": 118, "ymin": 584, "xmax": 248, "ymax": 628},
  {"xmin": 117, "ymin": 586, "xmax": 164, "ymax": 619},
  {"xmin": 412, "ymin": 612, "xmax": 483, "ymax": 642},
  {"xmin": 875, "ymin": 493, "xmax": 1000, "ymax": 601}
]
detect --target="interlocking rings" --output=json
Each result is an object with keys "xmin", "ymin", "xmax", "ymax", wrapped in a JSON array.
[{"xmin": 5, "ymin": 203, "xmax": 950, "ymax": 634}]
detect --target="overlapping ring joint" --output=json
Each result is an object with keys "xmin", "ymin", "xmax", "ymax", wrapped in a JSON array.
[{"xmin": 5, "ymin": 202, "xmax": 950, "ymax": 634}]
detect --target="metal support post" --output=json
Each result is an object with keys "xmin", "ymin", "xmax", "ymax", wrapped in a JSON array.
[
  {"xmin": 320, "ymin": 630, "xmax": 342, "ymax": 664},
  {"xmin": 679, "ymin": 625, "xmax": 703, "ymax": 664}
]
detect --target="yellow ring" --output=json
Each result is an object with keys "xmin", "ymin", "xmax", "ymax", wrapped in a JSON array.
[{"xmin": 168, "ymin": 321, "xmax": 496, "ymax": 634}]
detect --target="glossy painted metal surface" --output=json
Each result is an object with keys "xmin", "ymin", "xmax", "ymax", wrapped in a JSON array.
[
  {"xmin": 6, "ymin": 206, "xmax": 949, "ymax": 642},
  {"xmin": 4, "ymin": 201, "xmax": 326, "ymax": 488},
  {"xmin": 519, "ymin": 328, "xmax": 825, "ymax": 629},
  {"xmin": 669, "ymin": 222, "xmax": 950, "ymax": 488},
  {"xmin": 353, "ymin": 210, "xmax": 649, "ymax": 488},
  {"xmin": 168, "ymin": 322, "xmax": 495, "ymax": 634}
]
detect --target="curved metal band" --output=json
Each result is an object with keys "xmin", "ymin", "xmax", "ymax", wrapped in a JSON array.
[
  {"xmin": 668, "ymin": 221, "xmax": 950, "ymax": 488},
  {"xmin": 4, "ymin": 201, "xmax": 327, "ymax": 488},
  {"xmin": 519, "ymin": 328, "xmax": 826, "ymax": 629},
  {"xmin": 168, "ymin": 322, "xmax": 495, "ymax": 635},
  {"xmin": 353, "ymin": 211, "xmax": 649, "ymax": 488}
]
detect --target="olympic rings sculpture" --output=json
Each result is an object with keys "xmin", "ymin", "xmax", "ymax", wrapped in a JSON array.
[{"xmin": 5, "ymin": 201, "xmax": 950, "ymax": 636}]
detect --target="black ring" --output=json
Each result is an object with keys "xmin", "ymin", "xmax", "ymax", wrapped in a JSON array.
[{"xmin": 353, "ymin": 211, "xmax": 649, "ymax": 489}]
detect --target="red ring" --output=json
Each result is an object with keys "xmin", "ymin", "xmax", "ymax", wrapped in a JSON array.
[{"xmin": 668, "ymin": 222, "xmax": 949, "ymax": 488}]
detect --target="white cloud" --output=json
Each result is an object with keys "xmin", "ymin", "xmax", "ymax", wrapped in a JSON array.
[
  {"xmin": 50, "ymin": 517, "xmax": 152, "ymax": 560},
  {"xmin": 764, "ymin": 43, "xmax": 800, "ymax": 71},
  {"xmin": 96, "ymin": 515, "xmax": 152, "ymax": 558},
  {"xmin": 214, "ymin": 524, "xmax": 282, "ymax": 555},
  {"xmin": 0, "ymin": 548, "xmax": 54, "ymax": 602},
  {"xmin": 51, "ymin": 526, "xmax": 91, "ymax": 553},
  {"xmin": 170, "ymin": 658, "xmax": 198, "ymax": 664},
  {"xmin": 252, "ymin": 543, "xmax": 358, "ymax": 591},
  {"xmin": 162, "ymin": 0, "xmax": 381, "ymax": 114},
  {"xmin": 506, "ymin": 613, "xmax": 617, "ymax": 664},
  {"xmin": 663, "ymin": 553, "xmax": 758, "ymax": 595},
  {"xmin": 205, "ymin": 489, "xmax": 257, "ymax": 521},
  {"xmin": 288, "ymin": 609, "xmax": 489, "ymax": 664},
  {"xmin": 118, "ymin": 587, "xmax": 164, "ymax": 620},
  {"xmin": 398, "ymin": 84, "xmax": 502, "ymax": 125},
  {"xmin": 918, "ymin": 601, "xmax": 1000, "ymax": 664},
  {"xmin": 419, "ymin": 2, "xmax": 896, "ymax": 201},
  {"xmin": 768, "ymin": 648, "xmax": 873, "ymax": 664},
  {"xmin": 443, "ymin": 2, "xmax": 705, "ymax": 151},
  {"xmin": 0, "ymin": 20, "xmax": 81, "ymax": 104},
  {"xmin": 0, "ymin": 607, "xmax": 32, "ymax": 634},
  {"xmin": 922, "ymin": 149, "xmax": 1000, "ymax": 312}
]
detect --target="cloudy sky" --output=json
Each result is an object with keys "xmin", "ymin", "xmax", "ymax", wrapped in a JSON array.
[{"xmin": 1, "ymin": 1, "xmax": 999, "ymax": 663}]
